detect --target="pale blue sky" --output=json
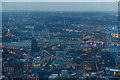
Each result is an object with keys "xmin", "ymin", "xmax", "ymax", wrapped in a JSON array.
[
  {"xmin": 2, "ymin": 0, "xmax": 120, "ymax": 2},
  {"xmin": 2, "ymin": 2, "xmax": 118, "ymax": 12}
]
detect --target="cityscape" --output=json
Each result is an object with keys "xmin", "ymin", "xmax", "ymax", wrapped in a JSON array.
[{"xmin": 1, "ymin": 2, "xmax": 120, "ymax": 80}]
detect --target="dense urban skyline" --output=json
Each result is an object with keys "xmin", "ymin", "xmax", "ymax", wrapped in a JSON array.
[{"xmin": 1, "ymin": 2, "xmax": 120, "ymax": 80}]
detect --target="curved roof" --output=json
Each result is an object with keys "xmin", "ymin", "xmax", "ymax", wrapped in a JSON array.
[{"xmin": 33, "ymin": 56, "xmax": 41, "ymax": 61}]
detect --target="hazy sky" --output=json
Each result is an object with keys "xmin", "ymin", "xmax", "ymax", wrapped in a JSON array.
[
  {"xmin": 2, "ymin": 0, "xmax": 120, "ymax": 2},
  {"xmin": 2, "ymin": 2, "xmax": 118, "ymax": 12}
]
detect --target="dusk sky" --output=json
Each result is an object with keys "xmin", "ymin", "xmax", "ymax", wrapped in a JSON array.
[
  {"xmin": 2, "ymin": 0, "xmax": 120, "ymax": 2},
  {"xmin": 2, "ymin": 2, "xmax": 118, "ymax": 12}
]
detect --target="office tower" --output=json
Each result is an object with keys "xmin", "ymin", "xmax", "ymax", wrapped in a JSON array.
[{"xmin": 31, "ymin": 38, "xmax": 39, "ymax": 52}]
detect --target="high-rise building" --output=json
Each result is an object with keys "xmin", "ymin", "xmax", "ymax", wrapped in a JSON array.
[
  {"xmin": 31, "ymin": 38, "xmax": 39, "ymax": 52},
  {"xmin": 101, "ymin": 28, "xmax": 118, "ymax": 67}
]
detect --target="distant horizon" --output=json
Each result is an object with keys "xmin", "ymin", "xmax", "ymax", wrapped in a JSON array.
[{"xmin": 2, "ymin": 10, "xmax": 118, "ymax": 13}]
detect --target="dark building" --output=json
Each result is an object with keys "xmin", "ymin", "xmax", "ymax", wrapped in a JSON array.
[{"xmin": 31, "ymin": 38, "xmax": 39, "ymax": 52}]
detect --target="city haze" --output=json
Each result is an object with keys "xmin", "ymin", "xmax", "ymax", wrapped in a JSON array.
[{"xmin": 2, "ymin": 2, "xmax": 118, "ymax": 12}]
